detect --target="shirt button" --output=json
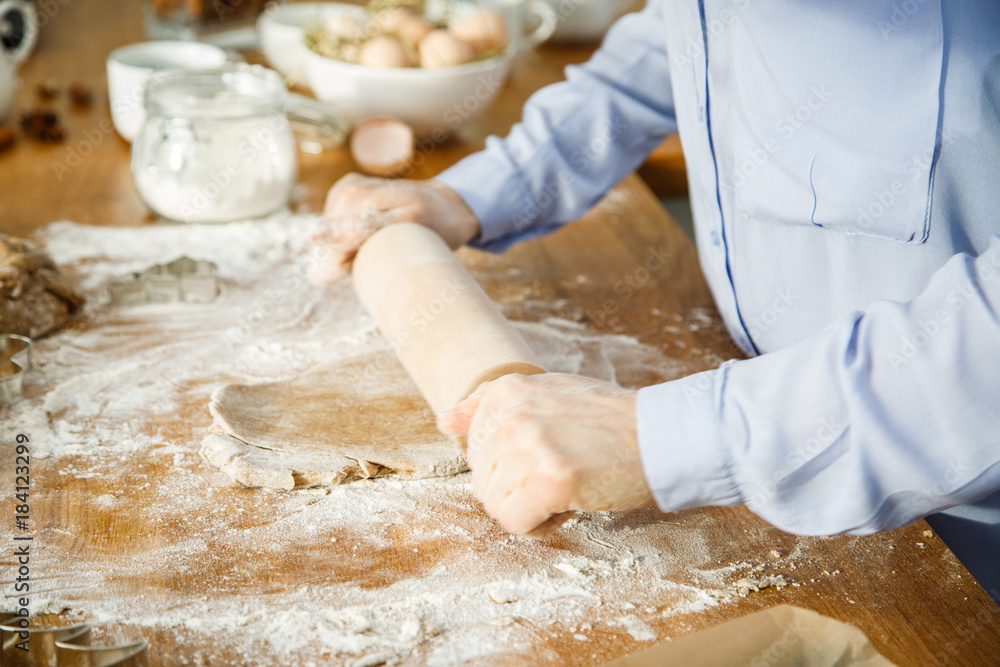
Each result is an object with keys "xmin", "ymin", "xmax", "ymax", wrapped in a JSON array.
[{"xmin": 710, "ymin": 230, "xmax": 720, "ymax": 246}]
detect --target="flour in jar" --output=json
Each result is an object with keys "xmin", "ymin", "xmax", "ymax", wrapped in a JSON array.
[{"xmin": 131, "ymin": 67, "xmax": 298, "ymax": 223}]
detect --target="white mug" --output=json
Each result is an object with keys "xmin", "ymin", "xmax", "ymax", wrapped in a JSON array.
[
  {"xmin": 0, "ymin": 0, "xmax": 37, "ymax": 63},
  {"xmin": 427, "ymin": 0, "xmax": 557, "ymax": 55},
  {"xmin": 0, "ymin": 0, "xmax": 38, "ymax": 120},
  {"xmin": 486, "ymin": 0, "xmax": 558, "ymax": 54},
  {"xmin": 106, "ymin": 40, "xmax": 229, "ymax": 142}
]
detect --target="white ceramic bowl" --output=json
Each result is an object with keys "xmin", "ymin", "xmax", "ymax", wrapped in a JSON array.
[
  {"xmin": 300, "ymin": 5, "xmax": 515, "ymax": 137},
  {"xmin": 257, "ymin": 2, "xmax": 347, "ymax": 84},
  {"xmin": 540, "ymin": 0, "xmax": 633, "ymax": 43}
]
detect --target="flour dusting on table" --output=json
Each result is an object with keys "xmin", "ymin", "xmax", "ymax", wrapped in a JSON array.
[{"xmin": 0, "ymin": 218, "xmax": 811, "ymax": 665}]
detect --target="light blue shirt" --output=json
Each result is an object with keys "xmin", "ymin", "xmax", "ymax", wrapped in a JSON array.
[{"xmin": 436, "ymin": 0, "xmax": 1000, "ymax": 597}]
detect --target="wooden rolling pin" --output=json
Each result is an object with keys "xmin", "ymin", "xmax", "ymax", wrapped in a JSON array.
[{"xmin": 352, "ymin": 222, "xmax": 545, "ymax": 417}]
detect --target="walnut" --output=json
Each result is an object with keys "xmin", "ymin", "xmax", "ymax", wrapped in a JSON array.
[
  {"xmin": 35, "ymin": 80, "xmax": 59, "ymax": 100},
  {"xmin": 19, "ymin": 109, "xmax": 65, "ymax": 143},
  {"xmin": 68, "ymin": 83, "xmax": 93, "ymax": 109}
]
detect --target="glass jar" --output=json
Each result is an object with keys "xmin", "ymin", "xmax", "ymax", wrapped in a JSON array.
[{"xmin": 131, "ymin": 64, "xmax": 298, "ymax": 224}]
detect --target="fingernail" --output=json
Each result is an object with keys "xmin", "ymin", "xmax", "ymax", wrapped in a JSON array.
[
  {"xmin": 308, "ymin": 261, "xmax": 349, "ymax": 285},
  {"xmin": 436, "ymin": 410, "xmax": 457, "ymax": 434}
]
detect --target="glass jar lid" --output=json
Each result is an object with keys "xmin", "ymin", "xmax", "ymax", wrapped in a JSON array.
[{"xmin": 143, "ymin": 64, "xmax": 286, "ymax": 121}]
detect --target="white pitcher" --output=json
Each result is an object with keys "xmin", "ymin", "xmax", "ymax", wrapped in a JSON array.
[{"xmin": 0, "ymin": 0, "xmax": 38, "ymax": 120}]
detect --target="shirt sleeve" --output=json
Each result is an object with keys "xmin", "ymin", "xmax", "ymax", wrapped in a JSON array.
[
  {"xmin": 435, "ymin": 0, "xmax": 677, "ymax": 253},
  {"xmin": 636, "ymin": 236, "xmax": 1000, "ymax": 536}
]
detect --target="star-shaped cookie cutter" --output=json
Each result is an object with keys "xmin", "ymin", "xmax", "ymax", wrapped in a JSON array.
[
  {"xmin": 107, "ymin": 257, "xmax": 219, "ymax": 307},
  {"xmin": 0, "ymin": 334, "xmax": 32, "ymax": 406}
]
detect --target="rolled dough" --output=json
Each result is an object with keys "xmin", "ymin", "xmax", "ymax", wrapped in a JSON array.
[
  {"xmin": 201, "ymin": 318, "xmax": 689, "ymax": 490},
  {"xmin": 201, "ymin": 351, "xmax": 467, "ymax": 490}
]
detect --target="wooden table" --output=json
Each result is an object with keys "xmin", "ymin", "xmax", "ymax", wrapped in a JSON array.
[{"xmin": 1, "ymin": 2, "xmax": 998, "ymax": 666}]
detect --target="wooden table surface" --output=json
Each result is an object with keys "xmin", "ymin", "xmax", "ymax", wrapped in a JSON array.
[{"xmin": 1, "ymin": 1, "xmax": 998, "ymax": 666}]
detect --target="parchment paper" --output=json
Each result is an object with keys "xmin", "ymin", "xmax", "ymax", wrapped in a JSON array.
[{"xmin": 604, "ymin": 604, "xmax": 895, "ymax": 667}]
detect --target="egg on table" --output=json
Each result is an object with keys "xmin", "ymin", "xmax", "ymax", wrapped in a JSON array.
[{"xmin": 349, "ymin": 116, "xmax": 415, "ymax": 178}]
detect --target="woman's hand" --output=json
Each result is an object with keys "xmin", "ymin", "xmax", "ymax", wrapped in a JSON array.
[
  {"xmin": 438, "ymin": 373, "xmax": 656, "ymax": 537},
  {"xmin": 309, "ymin": 173, "xmax": 480, "ymax": 283}
]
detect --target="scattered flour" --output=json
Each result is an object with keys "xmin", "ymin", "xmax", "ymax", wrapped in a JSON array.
[
  {"xmin": 0, "ymin": 218, "xmax": 803, "ymax": 665},
  {"xmin": 617, "ymin": 615, "xmax": 657, "ymax": 642}
]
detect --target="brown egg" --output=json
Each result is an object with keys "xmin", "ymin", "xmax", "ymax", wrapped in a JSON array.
[
  {"xmin": 376, "ymin": 8, "xmax": 434, "ymax": 46},
  {"xmin": 449, "ymin": 10, "xmax": 509, "ymax": 54},
  {"xmin": 350, "ymin": 117, "xmax": 415, "ymax": 178},
  {"xmin": 359, "ymin": 35, "xmax": 414, "ymax": 68},
  {"xmin": 324, "ymin": 14, "xmax": 367, "ymax": 42},
  {"xmin": 418, "ymin": 30, "xmax": 476, "ymax": 69}
]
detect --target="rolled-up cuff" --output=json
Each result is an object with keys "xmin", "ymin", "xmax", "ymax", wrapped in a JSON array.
[
  {"xmin": 435, "ymin": 138, "xmax": 555, "ymax": 253},
  {"xmin": 636, "ymin": 364, "xmax": 743, "ymax": 512}
]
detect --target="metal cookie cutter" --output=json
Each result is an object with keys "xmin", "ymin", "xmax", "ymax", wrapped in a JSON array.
[
  {"xmin": 54, "ymin": 640, "xmax": 148, "ymax": 667},
  {"xmin": 107, "ymin": 257, "xmax": 219, "ymax": 307},
  {"xmin": 0, "ymin": 619, "xmax": 90, "ymax": 666},
  {"xmin": 0, "ymin": 334, "xmax": 32, "ymax": 406},
  {"xmin": 0, "ymin": 617, "xmax": 148, "ymax": 667}
]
